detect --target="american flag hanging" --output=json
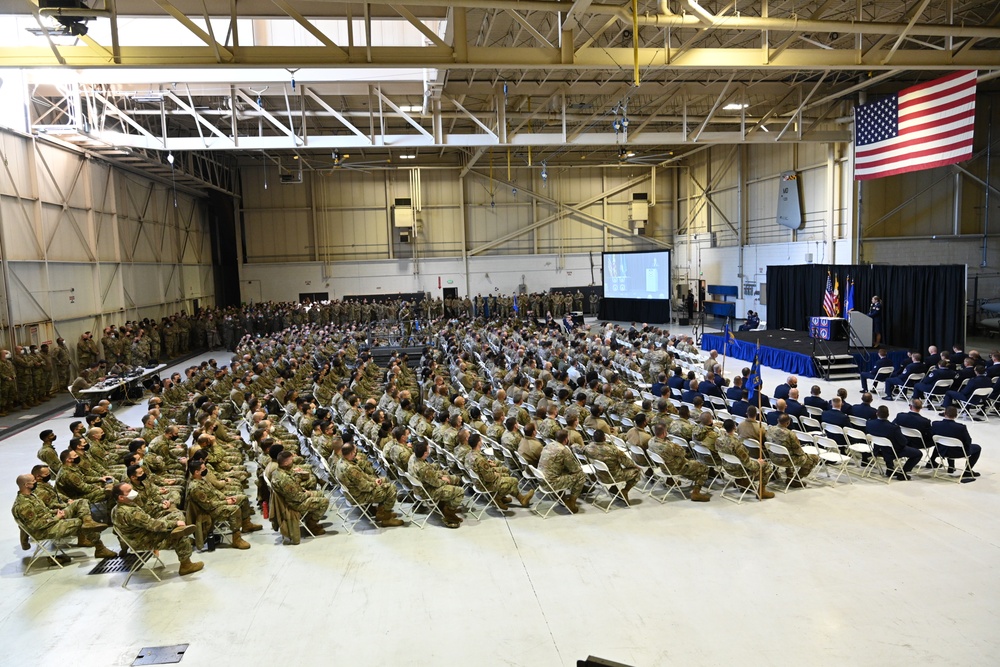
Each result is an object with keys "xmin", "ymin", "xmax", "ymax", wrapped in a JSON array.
[
  {"xmin": 854, "ymin": 70, "xmax": 977, "ymax": 181},
  {"xmin": 823, "ymin": 272, "xmax": 838, "ymax": 318}
]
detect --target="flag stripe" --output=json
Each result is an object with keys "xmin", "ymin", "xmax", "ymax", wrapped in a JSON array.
[{"xmin": 854, "ymin": 70, "xmax": 977, "ymax": 181}]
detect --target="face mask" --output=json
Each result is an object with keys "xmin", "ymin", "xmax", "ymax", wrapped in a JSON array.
[
  {"xmin": 137, "ymin": 473, "xmax": 148, "ymax": 483},
  {"xmin": 40, "ymin": 474, "xmax": 51, "ymax": 483},
  {"xmin": 126, "ymin": 489, "xmax": 139, "ymax": 500},
  {"xmin": 83, "ymin": 443, "xmax": 91, "ymax": 451}
]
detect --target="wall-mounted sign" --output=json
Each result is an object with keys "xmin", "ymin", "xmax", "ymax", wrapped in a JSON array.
[{"xmin": 776, "ymin": 171, "xmax": 804, "ymax": 230}]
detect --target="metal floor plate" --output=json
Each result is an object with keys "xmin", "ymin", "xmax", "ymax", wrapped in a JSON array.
[
  {"xmin": 132, "ymin": 644, "xmax": 189, "ymax": 665},
  {"xmin": 87, "ymin": 554, "xmax": 144, "ymax": 575}
]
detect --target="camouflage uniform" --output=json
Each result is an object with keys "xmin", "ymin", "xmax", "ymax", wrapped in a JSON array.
[
  {"xmin": 764, "ymin": 425, "xmax": 819, "ymax": 478},
  {"xmin": 585, "ymin": 440, "xmax": 640, "ymax": 488},
  {"xmin": 52, "ymin": 343, "xmax": 72, "ymax": 391},
  {"xmin": 716, "ymin": 432, "xmax": 774, "ymax": 481},
  {"xmin": 334, "ymin": 457, "xmax": 398, "ymax": 511},
  {"xmin": 538, "ymin": 441, "xmax": 586, "ymax": 496},
  {"xmin": 466, "ymin": 448, "xmax": 519, "ymax": 498},
  {"xmin": 270, "ymin": 466, "xmax": 329, "ymax": 523},
  {"xmin": 648, "ymin": 437, "xmax": 708, "ymax": 486},
  {"xmin": 408, "ymin": 455, "xmax": 464, "ymax": 510},
  {"xmin": 186, "ymin": 477, "xmax": 252, "ymax": 526},
  {"xmin": 13, "ymin": 492, "xmax": 104, "ymax": 544},
  {"xmin": 0, "ymin": 354, "xmax": 16, "ymax": 414},
  {"xmin": 113, "ymin": 501, "xmax": 194, "ymax": 561},
  {"xmin": 12, "ymin": 351, "xmax": 34, "ymax": 406}
]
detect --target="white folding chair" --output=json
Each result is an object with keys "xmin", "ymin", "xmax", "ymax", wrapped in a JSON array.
[
  {"xmin": 868, "ymin": 435, "xmax": 907, "ymax": 483},
  {"xmin": 582, "ymin": 458, "xmax": 630, "ymax": 512},
  {"xmin": 525, "ymin": 465, "xmax": 575, "ymax": 519},
  {"xmin": 402, "ymin": 472, "xmax": 447, "ymax": 529},
  {"xmin": 922, "ymin": 379, "xmax": 954, "ymax": 411},
  {"xmin": 898, "ymin": 426, "xmax": 933, "ymax": 469},
  {"xmin": 844, "ymin": 427, "xmax": 881, "ymax": 477},
  {"xmin": 716, "ymin": 452, "xmax": 761, "ymax": 505},
  {"xmin": 111, "ymin": 506, "xmax": 166, "ymax": 588},
  {"xmin": 931, "ymin": 435, "xmax": 976, "ymax": 484},
  {"xmin": 13, "ymin": 517, "xmax": 76, "ymax": 574},
  {"xmin": 955, "ymin": 387, "xmax": 992, "ymax": 422},
  {"xmin": 765, "ymin": 442, "xmax": 813, "ymax": 493},
  {"xmin": 813, "ymin": 435, "xmax": 854, "ymax": 485},
  {"xmin": 644, "ymin": 450, "xmax": 690, "ymax": 503}
]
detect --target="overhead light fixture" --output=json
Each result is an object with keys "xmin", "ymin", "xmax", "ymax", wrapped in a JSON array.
[
  {"xmin": 132, "ymin": 93, "xmax": 164, "ymax": 104},
  {"xmin": 399, "ymin": 154, "xmax": 416, "ymax": 159},
  {"xmin": 398, "ymin": 105, "xmax": 422, "ymax": 113},
  {"xmin": 723, "ymin": 103, "xmax": 750, "ymax": 111}
]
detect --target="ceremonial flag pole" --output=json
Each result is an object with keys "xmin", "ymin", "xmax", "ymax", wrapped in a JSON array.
[{"xmin": 746, "ymin": 338, "xmax": 764, "ymax": 500}]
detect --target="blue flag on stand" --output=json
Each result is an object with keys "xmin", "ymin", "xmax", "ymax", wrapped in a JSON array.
[
  {"xmin": 845, "ymin": 279, "xmax": 855, "ymax": 314},
  {"xmin": 513, "ymin": 294, "xmax": 519, "ymax": 314},
  {"xmin": 746, "ymin": 340, "xmax": 762, "ymax": 402}
]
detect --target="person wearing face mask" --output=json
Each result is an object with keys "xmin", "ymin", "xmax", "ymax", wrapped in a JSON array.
[
  {"xmin": 13, "ymin": 473, "xmax": 115, "ymax": 561},
  {"xmin": 55, "ymin": 449, "xmax": 114, "ymax": 516},
  {"xmin": 148, "ymin": 425, "xmax": 188, "ymax": 475},
  {"xmin": 269, "ymin": 451, "xmax": 329, "ymax": 542},
  {"xmin": 126, "ymin": 463, "xmax": 183, "ymax": 521},
  {"xmin": 111, "ymin": 482, "xmax": 203, "ymax": 577},
  {"xmin": 12, "ymin": 345, "xmax": 37, "ymax": 408},
  {"xmin": 0, "ymin": 347, "xmax": 16, "ymax": 415},
  {"xmin": 37, "ymin": 430, "xmax": 61, "ymax": 473},
  {"xmin": 185, "ymin": 459, "xmax": 261, "ymax": 550},
  {"xmin": 52, "ymin": 338, "xmax": 72, "ymax": 393}
]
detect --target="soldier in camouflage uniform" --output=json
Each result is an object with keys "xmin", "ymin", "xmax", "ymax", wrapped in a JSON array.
[
  {"xmin": 648, "ymin": 422, "xmax": 711, "ymax": 501},
  {"xmin": 270, "ymin": 451, "xmax": 329, "ymax": 537},
  {"xmin": 668, "ymin": 405, "xmax": 695, "ymax": 442},
  {"xmin": 584, "ymin": 429, "xmax": 641, "ymax": 498},
  {"xmin": 333, "ymin": 443, "xmax": 403, "ymax": 527},
  {"xmin": 77, "ymin": 331, "xmax": 99, "ymax": 369},
  {"xmin": 13, "ymin": 474, "xmax": 115, "ymax": 559},
  {"xmin": 538, "ymin": 430, "xmax": 586, "ymax": 513},
  {"xmin": 52, "ymin": 338, "xmax": 72, "ymax": 392},
  {"xmin": 765, "ymin": 414, "xmax": 819, "ymax": 487},
  {"xmin": 716, "ymin": 419, "xmax": 775, "ymax": 499},
  {"xmin": 0, "ymin": 348, "xmax": 17, "ymax": 415},
  {"xmin": 465, "ymin": 432, "xmax": 533, "ymax": 510},
  {"xmin": 111, "ymin": 482, "xmax": 204, "ymax": 576},
  {"xmin": 408, "ymin": 439, "xmax": 464, "ymax": 527},
  {"xmin": 36, "ymin": 429, "xmax": 61, "ymax": 473},
  {"xmin": 12, "ymin": 346, "xmax": 35, "ymax": 407},
  {"xmin": 186, "ymin": 459, "xmax": 262, "ymax": 549}
]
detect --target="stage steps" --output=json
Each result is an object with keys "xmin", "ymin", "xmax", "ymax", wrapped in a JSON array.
[{"xmin": 814, "ymin": 354, "xmax": 860, "ymax": 381}]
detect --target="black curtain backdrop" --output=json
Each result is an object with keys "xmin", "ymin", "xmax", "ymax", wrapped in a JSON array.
[
  {"xmin": 600, "ymin": 298, "xmax": 671, "ymax": 324},
  {"xmin": 766, "ymin": 264, "xmax": 966, "ymax": 352}
]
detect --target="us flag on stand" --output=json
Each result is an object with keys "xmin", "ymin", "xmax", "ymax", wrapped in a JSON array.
[
  {"xmin": 854, "ymin": 70, "xmax": 977, "ymax": 181},
  {"xmin": 823, "ymin": 272, "xmax": 838, "ymax": 318}
]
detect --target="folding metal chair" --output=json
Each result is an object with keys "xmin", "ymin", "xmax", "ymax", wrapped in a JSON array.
[
  {"xmin": 335, "ymin": 483, "xmax": 383, "ymax": 533},
  {"xmin": 813, "ymin": 435, "xmax": 854, "ymax": 485},
  {"xmin": 13, "ymin": 517, "xmax": 76, "ymax": 574},
  {"xmin": 922, "ymin": 379, "xmax": 954, "ymax": 411},
  {"xmin": 898, "ymin": 426, "xmax": 934, "ymax": 470},
  {"xmin": 869, "ymin": 365, "xmax": 894, "ymax": 394},
  {"xmin": 765, "ymin": 442, "xmax": 813, "ymax": 493},
  {"xmin": 868, "ymin": 435, "xmax": 908, "ymax": 483},
  {"xmin": 627, "ymin": 445, "xmax": 655, "ymax": 493},
  {"xmin": 643, "ymin": 450, "xmax": 689, "ymax": 503},
  {"xmin": 582, "ymin": 458, "xmax": 630, "ymax": 512},
  {"xmin": 955, "ymin": 387, "xmax": 992, "ymax": 422},
  {"xmin": 402, "ymin": 472, "xmax": 446, "ymax": 528},
  {"xmin": 715, "ymin": 452, "xmax": 762, "ymax": 504},
  {"xmin": 111, "ymin": 506, "xmax": 166, "ymax": 588},
  {"xmin": 844, "ymin": 427, "xmax": 882, "ymax": 478},
  {"xmin": 891, "ymin": 373, "xmax": 925, "ymax": 401},
  {"xmin": 525, "ymin": 465, "xmax": 575, "ymax": 519},
  {"xmin": 931, "ymin": 435, "xmax": 976, "ymax": 484}
]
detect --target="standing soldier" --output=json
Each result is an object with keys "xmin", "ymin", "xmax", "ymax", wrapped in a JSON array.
[
  {"xmin": 0, "ymin": 348, "xmax": 17, "ymax": 415},
  {"xmin": 12, "ymin": 345, "xmax": 35, "ymax": 407},
  {"xmin": 77, "ymin": 331, "xmax": 99, "ymax": 368},
  {"xmin": 574, "ymin": 290, "xmax": 584, "ymax": 312},
  {"xmin": 52, "ymin": 338, "xmax": 72, "ymax": 392},
  {"xmin": 32, "ymin": 345, "xmax": 52, "ymax": 400},
  {"xmin": 589, "ymin": 291, "xmax": 600, "ymax": 316}
]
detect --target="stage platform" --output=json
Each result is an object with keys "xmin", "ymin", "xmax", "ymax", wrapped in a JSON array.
[{"xmin": 701, "ymin": 329, "xmax": 910, "ymax": 378}]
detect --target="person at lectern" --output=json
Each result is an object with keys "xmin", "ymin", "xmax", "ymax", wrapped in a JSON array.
[{"xmin": 868, "ymin": 296, "xmax": 883, "ymax": 347}]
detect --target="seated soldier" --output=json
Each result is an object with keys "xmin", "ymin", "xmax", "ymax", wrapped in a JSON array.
[
  {"xmin": 647, "ymin": 422, "xmax": 711, "ymax": 502},
  {"xmin": 408, "ymin": 439, "xmax": 464, "ymax": 529},
  {"xmin": 333, "ymin": 443, "xmax": 403, "ymax": 527},
  {"xmin": 13, "ymin": 473, "xmax": 115, "ymax": 560},
  {"xmin": 517, "ymin": 422, "xmax": 544, "ymax": 467},
  {"xmin": 270, "ymin": 451, "xmax": 330, "ymax": 539},
  {"xmin": 111, "ymin": 482, "xmax": 203, "ymax": 577},
  {"xmin": 584, "ymin": 430, "xmax": 641, "ymax": 500},
  {"xmin": 624, "ymin": 413, "xmax": 652, "ymax": 450},
  {"xmin": 186, "ymin": 459, "xmax": 262, "ymax": 550},
  {"xmin": 538, "ymin": 430, "xmax": 587, "ymax": 513},
  {"xmin": 464, "ymin": 432, "xmax": 533, "ymax": 510},
  {"xmin": 765, "ymin": 413, "xmax": 819, "ymax": 487},
  {"xmin": 715, "ymin": 419, "xmax": 775, "ymax": 499}
]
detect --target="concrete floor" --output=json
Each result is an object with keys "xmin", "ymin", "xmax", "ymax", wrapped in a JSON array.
[{"xmin": 1, "ymin": 331, "xmax": 998, "ymax": 667}]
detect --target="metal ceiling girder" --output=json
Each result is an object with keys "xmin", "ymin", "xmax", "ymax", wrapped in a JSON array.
[
  {"xmin": 467, "ymin": 170, "xmax": 668, "ymax": 256},
  {"xmin": 73, "ymin": 128, "xmax": 851, "ymax": 151}
]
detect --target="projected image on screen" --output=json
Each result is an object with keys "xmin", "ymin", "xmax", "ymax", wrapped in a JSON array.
[{"xmin": 603, "ymin": 251, "xmax": 671, "ymax": 299}]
